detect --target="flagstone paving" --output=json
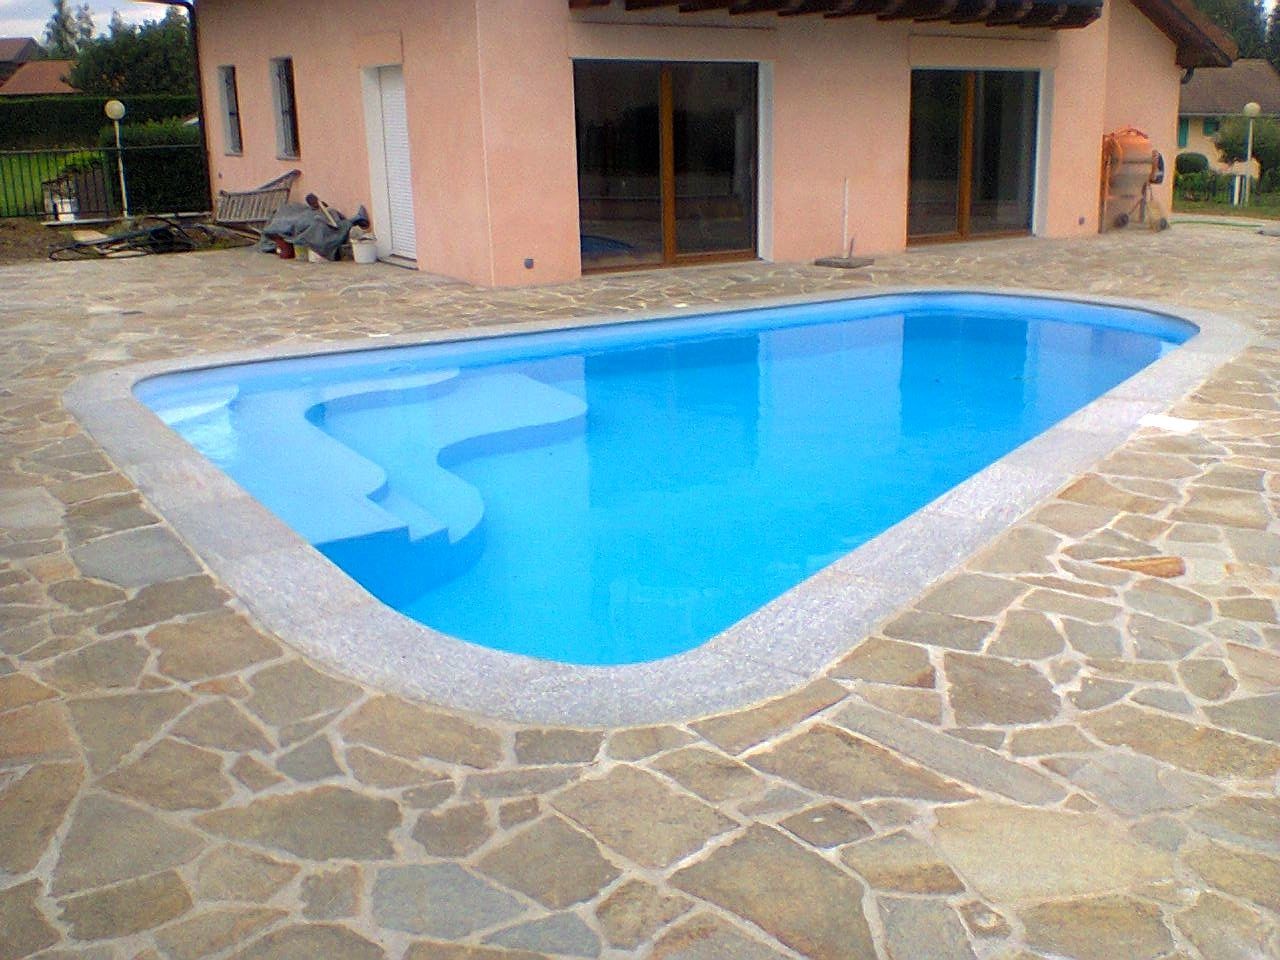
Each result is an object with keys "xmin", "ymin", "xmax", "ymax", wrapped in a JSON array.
[{"xmin": 1, "ymin": 225, "xmax": 1278, "ymax": 959}]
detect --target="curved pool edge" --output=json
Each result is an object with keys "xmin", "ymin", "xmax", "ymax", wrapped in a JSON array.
[{"xmin": 62, "ymin": 286, "xmax": 1256, "ymax": 726}]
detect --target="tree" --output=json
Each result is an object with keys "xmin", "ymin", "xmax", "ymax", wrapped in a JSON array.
[
  {"xmin": 43, "ymin": 0, "xmax": 94, "ymax": 58},
  {"xmin": 66, "ymin": 8, "xmax": 196, "ymax": 95},
  {"xmin": 1191, "ymin": 0, "xmax": 1266, "ymax": 57},
  {"xmin": 1215, "ymin": 116, "xmax": 1280, "ymax": 180}
]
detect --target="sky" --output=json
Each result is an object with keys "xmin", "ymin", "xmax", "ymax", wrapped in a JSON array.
[{"xmin": 0, "ymin": 0, "xmax": 165, "ymax": 43}]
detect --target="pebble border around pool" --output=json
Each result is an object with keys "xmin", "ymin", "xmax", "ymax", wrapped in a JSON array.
[{"xmin": 63, "ymin": 286, "xmax": 1253, "ymax": 725}]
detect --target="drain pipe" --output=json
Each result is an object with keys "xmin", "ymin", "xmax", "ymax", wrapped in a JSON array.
[{"xmin": 135, "ymin": 0, "xmax": 211, "ymax": 212}]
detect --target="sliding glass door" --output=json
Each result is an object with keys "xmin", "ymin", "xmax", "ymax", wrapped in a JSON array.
[
  {"xmin": 908, "ymin": 69, "xmax": 1039, "ymax": 243},
  {"xmin": 575, "ymin": 60, "xmax": 758, "ymax": 271}
]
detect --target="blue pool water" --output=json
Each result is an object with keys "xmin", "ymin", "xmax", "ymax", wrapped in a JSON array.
[{"xmin": 137, "ymin": 293, "xmax": 1194, "ymax": 665}]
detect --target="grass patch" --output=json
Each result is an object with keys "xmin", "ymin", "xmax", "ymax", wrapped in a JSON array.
[
  {"xmin": 0, "ymin": 150, "xmax": 108, "ymax": 218},
  {"xmin": 1172, "ymin": 195, "xmax": 1280, "ymax": 220}
]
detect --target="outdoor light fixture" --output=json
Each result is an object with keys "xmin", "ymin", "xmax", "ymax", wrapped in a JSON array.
[
  {"xmin": 104, "ymin": 99, "xmax": 130, "ymax": 219},
  {"xmin": 1243, "ymin": 101, "xmax": 1261, "ymax": 206}
]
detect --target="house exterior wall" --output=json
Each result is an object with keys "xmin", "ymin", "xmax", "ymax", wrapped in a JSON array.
[
  {"xmin": 197, "ymin": 0, "xmax": 1189, "ymax": 287},
  {"xmin": 1180, "ymin": 116, "xmax": 1260, "ymax": 177}
]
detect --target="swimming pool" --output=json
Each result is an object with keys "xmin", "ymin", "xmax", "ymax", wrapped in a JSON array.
[{"xmin": 135, "ymin": 292, "xmax": 1195, "ymax": 666}]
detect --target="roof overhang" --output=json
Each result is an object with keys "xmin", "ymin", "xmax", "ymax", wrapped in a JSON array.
[
  {"xmin": 570, "ymin": 0, "xmax": 1104, "ymax": 32},
  {"xmin": 1127, "ymin": 0, "xmax": 1235, "ymax": 68}
]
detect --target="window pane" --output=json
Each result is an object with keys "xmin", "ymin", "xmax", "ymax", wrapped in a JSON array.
[
  {"xmin": 574, "ymin": 61, "xmax": 663, "ymax": 270},
  {"xmin": 908, "ymin": 71, "xmax": 964, "ymax": 238},
  {"xmin": 272, "ymin": 58, "xmax": 299, "ymax": 158},
  {"xmin": 670, "ymin": 62, "xmax": 757, "ymax": 257},
  {"xmin": 968, "ymin": 70, "xmax": 1038, "ymax": 235},
  {"xmin": 220, "ymin": 66, "xmax": 242, "ymax": 154}
]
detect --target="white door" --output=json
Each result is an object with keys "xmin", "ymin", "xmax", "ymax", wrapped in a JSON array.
[{"xmin": 377, "ymin": 66, "xmax": 417, "ymax": 260}]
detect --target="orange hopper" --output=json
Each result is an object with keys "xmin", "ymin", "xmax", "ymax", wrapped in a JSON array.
[{"xmin": 1100, "ymin": 127, "xmax": 1169, "ymax": 231}]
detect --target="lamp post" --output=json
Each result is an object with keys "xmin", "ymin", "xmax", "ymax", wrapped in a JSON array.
[
  {"xmin": 1242, "ymin": 101, "xmax": 1261, "ymax": 207},
  {"xmin": 104, "ymin": 99, "xmax": 130, "ymax": 220}
]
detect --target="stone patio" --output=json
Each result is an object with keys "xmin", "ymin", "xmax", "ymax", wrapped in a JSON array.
[{"xmin": 1, "ymin": 225, "xmax": 1278, "ymax": 960}]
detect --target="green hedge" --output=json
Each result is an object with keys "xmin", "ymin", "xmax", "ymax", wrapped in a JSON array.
[
  {"xmin": 0, "ymin": 93, "xmax": 198, "ymax": 149},
  {"xmin": 1174, "ymin": 152, "xmax": 1209, "ymax": 175},
  {"xmin": 98, "ymin": 118, "xmax": 209, "ymax": 213}
]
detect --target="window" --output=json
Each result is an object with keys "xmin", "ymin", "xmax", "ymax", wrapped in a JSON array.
[
  {"xmin": 270, "ymin": 57, "xmax": 300, "ymax": 158},
  {"xmin": 1203, "ymin": 117, "xmax": 1220, "ymax": 137},
  {"xmin": 1177, "ymin": 118, "xmax": 1189, "ymax": 149},
  {"xmin": 217, "ymin": 66, "xmax": 242, "ymax": 155}
]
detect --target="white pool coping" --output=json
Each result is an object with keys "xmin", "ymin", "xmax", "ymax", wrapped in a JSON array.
[{"xmin": 64, "ymin": 287, "xmax": 1253, "ymax": 726}]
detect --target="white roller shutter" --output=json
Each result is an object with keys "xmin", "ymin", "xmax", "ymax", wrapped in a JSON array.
[{"xmin": 378, "ymin": 66, "xmax": 417, "ymax": 260}]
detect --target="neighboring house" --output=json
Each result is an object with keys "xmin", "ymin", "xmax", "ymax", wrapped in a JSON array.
[
  {"xmin": 1178, "ymin": 58, "xmax": 1280, "ymax": 177},
  {"xmin": 0, "ymin": 36, "xmax": 40, "ymax": 86},
  {"xmin": 144, "ymin": 0, "xmax": 1233, "ymax": 287},
  {"xmin": 0, "ymin": 59, "xmax": 77, "ymax": 96}
]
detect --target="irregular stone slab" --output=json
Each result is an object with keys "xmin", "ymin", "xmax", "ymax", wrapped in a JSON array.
[
  {"xmin": 1006, "ymin": 725, "xmax": 1093, "ymax": 757},
  {"xmin": 486, "ymin": 913, "xmax": 602, "ymax": 958},
  {"xmin": 1069, "ymin": 676, "xmax": 1132, "ymax": 711},
  {"xmin": 957, "ymin": 900, "xmax": 1010, "ymax": 939},
  {"xmin": 66, "ymin": 689, "xmax": 191, "ymax": 773},
  {"xmin": 932, "ymin": 801, "xmax": 1173, "ymax": 903},
  {"xmin": 671, "ymin": 825, "xmax": 877, "ymax": 960},
  {"xmin": 596, "ymin": 879, "xmax": 692, "ymax": 950},
  {"xmin": 878, "ymin": 898, "xmax": 976, "ymax": 960},
  {"xmin": 463, "ymin": 766, "xmax": 577, "ymax": 798},
  {"xmin": 651, "ymin": 747, "xmax": 765, "ymax": 803},
  {"xmin": 608, "ymin": 725, "xmax": 694, "ymax": 760},
  {"xmin": 345, "ymin": 745, "xmax": 434, "ymax": 789},
  {"xmin": 944, "ymin": 652, "xmax": 1059, "ymax": 726},
  {"xmin": 232, "ymin": 755, "xmax": 285, "ymax": 792},
  {"xmin": 499, "ymin": 797, "xmax": 541, "ymax": 827},
  {"xmin": 1082, "ymin": 704, "xmax": 1280, "ymax": 778},
  {"xmin": 1185, "ymin": 840, "xmax": 1280, "ymax": 913},
  {"xmin": 47, "ymin": 578, "xmax": 127, "ymax": 614},
  {"xmin": 70, "ymin": 526, "xmax": 201, "ymax": 588},
  {"xmin": 403, "ymin": 944, "xmax": 558, "ymax": 960},
  {"xmin": 971, "ymin": 526, "xmax": 1060, "ymax": 574},
  {"xmin": 277, "ymin": 736, "xmax": 342, "ymax": 782},
  {"xmin": 1131, "ymin": 687, "xmax": 1193, "ymax": 714},
  {"xmin": 58, "ymin": 870, "xmax": 192, "ymax": 940},
  {"xmin": 842, "ymin": 831, "xmax": 964, "ymax": 893},
  {"xmin": 1190, "ymin": 796, "xmax": 1280, "ymax": 853},
  {"xmin": 1097, "ymin": 556, "xmax": 1185, "ymax": 578},
  {"xmin": 477, "ymin": 815, "xmax": 619, "ymax": 908},
  {"xmin": 301, "ymin": 865, "xmax": 361, "ymax": 920},
  {"xmin": 1178, "ymin": 659, "xmax": 1236, "ymax": 701},
  {"xmin": 1062, "ymin": 619, "xmax": 1123, "ymax": 658},
  {"xmin": 1066, "ymin": 753, "xmax": 1214, "ymax": 816},
  {"xmin": 830, "ymin": 636, "xmax": 935, "ymax": 687},
  {"xmin": 195, "ymin": 786, "xmax": 400, "ymax": 860},
  {"xmin": 1022, "ymin": 895, "xmax": 1173, "ymax": 960},
  {"xmin": 44, "ymin": 634, "xmax": 148, "ymax": 693},
  {"xmin": 154, "ymin": 907, "xmax": 287, "ymax": 960},
  {"xmin": 100, "ymin": 738, "xmax": 234, "ymax": 810},
  {"xmin": 553, "ymin": 766, "xmax": 735, "ymax": 868},
  {"xmin": 0, "ymin": 879, "xmax": 58, "ymax": 960},
  {"xmin": 1205, "ymin": 694, "xmax": 1280, "ymax": 743},
  {"xmin": 691, "ymin": 679, "xmax": 845, "ymax": 754},
  {"xmin": 97, "ymin": 576, "xmax": 228, "ymax": 634},
  {"xmin": 513, "ymin": 728, "xmax": 602, "ymax": 764},
  {"xmin": 52, "ymin": 794, "xmax": 203, "ymax": 895},
  {"xmin": 1021, "ymin": 588, "xmax": 1118, "ymax": 624},
  {"xmin": 372, "ymin": 864, "xmax": 523, "ymax": 938},
  {"xmin": 651, "ymin": 913, "xmax": 791, "ymax": 960},
  {"xmin": 0, "ymin": 700, "xmax": 76, "ymax": 768},
  {"xmin": 882, "ymin": 610, "xmax": 992, "ymax": 651},
  {"xmin": 1217, "ymin": 596, "xmax": 1277, "ymax": 623},
  {"xmin": 1171, "ymin": 486, "xmax": 1270, "ymax": 529},
  {"xmin": 917, "ymin": 574, "xmax": 1026, "ymax": 618},
  {"xmin": 1225, "ymin": 643, "xmax": 1280, "ymax": 692},
  {"xmin": 985, "ymin": 611, "xmax": 1064, "ymax": 659},
  {"xmin": 749, "ymin": 723, "xmax": 972, "ymax": 803},
  {"xmin": 1126, "ymin": 579, "xmax": 1213, "ymax": 625},
  {"xmin": 834, "ymin": 703, "xmax": 1064, "ymax": 804},
  {"xmin": 149, "ymin": 612, "xmax": 281, "ymax": 681},
  {"xmin": 0, "ymin": 673, "xmax": 56, "ymax": 712},
  {"xmin": 172, "ymin": 700, "xmax": 274, "ymax": 753},
  {"xmin": 1175, "ymin": 892, "xmax": 1279, "ymax": 960},
  {"xmin": 1059, "ymin": 475, "xmax": 1163, "ymax": 515},
  {"xmin": 412, "ymin": 801, "xmax": 492, "ymax": 856},
  {"xmin": 227, "ymin": 923, "xmax": 384, "ymax": 960},
  {"xmin": 0, "ymin": 761, "xmax": 82, "ymax": 873},
  {"xmin": 245, "ymin": 660, "xmax": 361, "ymax": 728},
  {"xmin": 780, "ymin": 802, "xmax": 873, "ymax": 848},
  {"xmin": 341, "ymin": 694, "xmax": 501, "ymax": 769},
  {"xmin": 195, "ymin": 845, "xmax": 300, "ymax": 902}
]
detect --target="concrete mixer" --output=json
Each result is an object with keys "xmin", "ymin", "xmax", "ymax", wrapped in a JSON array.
[{"xmin": 1100, "ymin": 127, "xmax": 1169, "ymax": 231}]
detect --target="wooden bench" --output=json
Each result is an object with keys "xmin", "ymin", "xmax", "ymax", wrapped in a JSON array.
[{"xmin": 213, "ymin": 169, "xmax": 301, "ymax": 235}]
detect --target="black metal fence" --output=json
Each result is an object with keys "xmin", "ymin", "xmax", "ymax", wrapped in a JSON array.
[{"xmin": 0, "ymin": 144, "xmax": 208, "ymax": 219}]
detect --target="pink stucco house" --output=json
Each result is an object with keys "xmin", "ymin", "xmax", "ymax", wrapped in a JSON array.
[{"xmin": 143, "ymin": 0, "xmax": 1232, "ymax": 286}]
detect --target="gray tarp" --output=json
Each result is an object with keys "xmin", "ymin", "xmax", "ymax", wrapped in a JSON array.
[{"xmin": 259, "ymin": 201, "xmax": 370, "ymax": 261}]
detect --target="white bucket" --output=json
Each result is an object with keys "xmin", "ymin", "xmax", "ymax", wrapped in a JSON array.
[
  {"xmin": 352, "ymin": 238, "xmax": 378, "ymax": 265},
  {"xmin": 54, "ymin": 197, "xmax": 79, "ymax": 222},
  {"xmin": 307, "ymin": 247, "xmax": 326, "ymax": 264}
]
